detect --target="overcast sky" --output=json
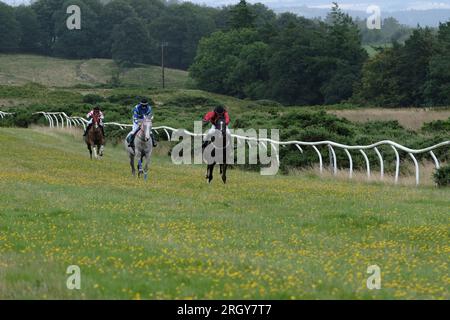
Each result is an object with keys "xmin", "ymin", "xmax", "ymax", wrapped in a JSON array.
[
  {"xmin": 3, "ymin": 0, "xmax": 450, "ymax": 11},
  {"xmin": 188, "ymin": 1, "xmax": 450, "ymax": 11}
]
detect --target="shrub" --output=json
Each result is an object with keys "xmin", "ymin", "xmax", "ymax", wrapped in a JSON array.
[
  {"xmin": 107, "ymin": 93, "xmax": 142, "ymax": 105},
  {"xmin": 434, "ymin": 165, "xmax": 450, "ymax": 187},
  {"xmin": 83, "ymin": 94, "xmax": 105, "ymax": 104},
  {"xmin": 164, "ymin": 95, "xmax": 222, "ymax": 109},
  {"xmin": 422, "ymin": 118, "xmax": 450, "ymax": 134},
  {"xmin": 255, "ymin": 99, "xmax": 284, "ymax": 108}
]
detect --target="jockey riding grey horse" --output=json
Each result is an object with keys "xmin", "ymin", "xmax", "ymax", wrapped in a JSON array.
[{"xmin": 125, "ymin": 116, "xmax": 153, "ymax": 180}]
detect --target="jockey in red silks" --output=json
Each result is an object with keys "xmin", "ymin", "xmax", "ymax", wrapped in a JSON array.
[
  {"xmin": 83, "ymin": 106, "xmax": 104, "ymax": 136},
  {"xmin": 202, "ymin": 106, "xmax": 231, "ymax": 147}
]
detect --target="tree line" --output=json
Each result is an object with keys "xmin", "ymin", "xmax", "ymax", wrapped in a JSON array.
[
  {"xmin": 190, "ymin": 1, "xmax": 450, "ymax": 107},
  {"xmin": 0, "ymin": 0, "xmax": 279, "ymax": 70},
  {"xmin": 1, "ymin": 0, "xmax": 450, "ymax": 107},
  {"xmin": 190, "ymin": 2, "xmax": 367, "ymax": 105},
  {"xmin": 355, "ymin": 24, "xmax": 450, "ymax": 107}
]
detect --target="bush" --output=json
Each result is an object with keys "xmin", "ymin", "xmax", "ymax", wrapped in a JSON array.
[
  {"xmin": 434, "ymin": 165, "xmax": 450, "ymax": 187},
  {"xmin": 83, "ymin": 94, "xmax": 105, "ymax": 104},
  {"xmin": 107, "ymin": 94, "xmax": 143, "ymax": 106},
  {"xmin": 164, "ymin": 95, "xmax": 223, "ymax": 109},
  {"xmin": 255, "ymin": 99, "xmax": 284, "ymax": 108},
  {"xmin": 422, "ymin": 118, "xmax": 450, "ymax": 134}
]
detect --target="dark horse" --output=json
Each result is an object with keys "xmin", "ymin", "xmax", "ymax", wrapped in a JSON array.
[
  {"xmin": 84, "ymin": 113, "xmax": 105, "ymax": 160},
  {"xmin": 205, "ymin": 116, "xmax": 228, "ymax": 184}
]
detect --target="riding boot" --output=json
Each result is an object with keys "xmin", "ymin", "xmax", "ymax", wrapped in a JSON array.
[
  {"xmin": 127, "ymin": 133, "xmax": 136, "ymax": 147},
  {"xmin": 151, "ymin": 133, "xmax": 157, "ymax": 147},
  {"xmin": 101, "ymin": 126, "xmax": 105, "ymax": 137}
]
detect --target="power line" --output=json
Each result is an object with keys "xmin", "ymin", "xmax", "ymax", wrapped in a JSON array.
[{"xmin": 161, "ymin": 41, "xmax": 169, "ymax": 89}]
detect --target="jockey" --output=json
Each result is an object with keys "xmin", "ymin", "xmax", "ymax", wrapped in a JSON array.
[
  {"xmin": 83, "ymin": 106, "xmax": 104, "ymax": 136},
  {"xmin": 126, "ymin": 98, "xmax": 157, "ymax": 147},
  {"xmin": 202, "ymin": 105, "xmax": 231, "ymax": 148}
]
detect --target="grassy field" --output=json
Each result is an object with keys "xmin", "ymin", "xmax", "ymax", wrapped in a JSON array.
[
  {"xmin": 0, "ymin": 127, "xmax": 448, "ymax": 299},
  {"xmin": 330, "ymin": 108, "xmax": 450, "ymax": 131},
  {"xmin": 0, "ymin": 54, "xmax": 189, "ymax": 89}
]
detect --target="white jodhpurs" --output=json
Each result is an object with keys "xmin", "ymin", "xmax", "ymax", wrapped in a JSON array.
[
  {"xmin": 87, "ymin": 119, "xmax": 104, "ymax": 126},
  {"xmin": 206, "ymin": 125, "xmax": 230, "ymax": 140}
]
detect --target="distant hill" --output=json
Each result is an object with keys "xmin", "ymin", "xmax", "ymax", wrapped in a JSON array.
[
  {"xmin": 0, "ymin": 54, "xmax": 190, "ymax": 88},
  {"xmin": 272, "ymin": 6, "xmax": 450, "ymax": 27}
]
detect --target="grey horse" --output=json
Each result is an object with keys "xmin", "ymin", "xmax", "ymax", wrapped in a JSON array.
[{"xmin": 125, "ymin": 116, "xmax": 153, "ymax": 181}]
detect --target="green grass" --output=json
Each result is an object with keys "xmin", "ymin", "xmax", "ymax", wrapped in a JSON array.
[
  {"xmin": 0, "ymin": 54, "xmax": 189, "ymax": 89},
  {"xmin": 0, "ymin": 127, "xmax": 448, "ymax": 299}
]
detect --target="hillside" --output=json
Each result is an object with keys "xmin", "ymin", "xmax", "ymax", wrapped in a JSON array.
[
  {"xmin": 0, "ymin": 54, "xmax": 190, "ymax": 89},
  {"xmin": 0, "ymin": 127, "xmax": 448, "ymax": 299}
]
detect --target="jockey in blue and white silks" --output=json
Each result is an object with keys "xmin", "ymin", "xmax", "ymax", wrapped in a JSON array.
[{"xmin": 127, "ymin": 99, "xmax": 157, "ymax": 147}]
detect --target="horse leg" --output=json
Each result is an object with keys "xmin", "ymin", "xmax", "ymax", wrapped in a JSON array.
[
  {"xmin": 221, "ymin": 139, "xmax": 227, "ymax": 183},
  {"xmin": 87, "ymin": 144, "xmax": 92, "ymax": 160},
  {"xmin": 136, "ymin": 151, "xmax": 143, "ymax": 178},
  {"xmin": 221, "ymin": 164, "xmax": 227, "ymax": 184},
  {"xmin": 143, "ymin": 154, "xmax": 150, "ymax": 181},
  {"xmin": 207, "ymin": 164, "xmax": 214, "ymax": 184},
  {"xmin": 99, "ymin": 145, "xmax": 104, "ymax": 157},
  {"xmin": 129, "ymin": 154, "xmax": 136, "ymax": 176},
  {"xmin": 143, "ymin": 144, "xmax": 153, "ymax": 181}
]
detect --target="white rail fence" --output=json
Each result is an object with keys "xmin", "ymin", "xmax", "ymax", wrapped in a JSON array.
[
  {"xmin": 0, "ymin": 111, "xmax": 14, "ymax": 119},
  {"xmin": 27, "ymin": 112, "xmax": 450, "ymax": 185}
]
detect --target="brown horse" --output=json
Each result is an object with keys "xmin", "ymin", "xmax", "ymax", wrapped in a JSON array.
[{"xmin": 85, "ymin": 114, "xmax": 105, "ymax": 160}]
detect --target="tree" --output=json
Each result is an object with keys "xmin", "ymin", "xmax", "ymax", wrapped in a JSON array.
[
  {"xmin": 126, "ymin": 0, "xmax": 165, "ymax": 23},
  {"xmin": 31, "ymin": 0, "xmax": 63, "ymax": 54},
  {"xmin": 0, "ymin": 2, "xmax": 21, "ymax": 52},
  {"xmin": 15, "ymin": 5, "xmax": 43, "ymax": 53},
  {"xmin": 189, "ymin": 29, "xmax": 260, "ymax": 94},
  {"xmin": 149, "ymin": 2, "xmax": 217, "ymax": 69},
  {"xmin": 53, "ymin": 0, "xmax": 101, "ymax": 59},
  {"xmin": 265, "ymin": 19, "xmax": 326, "ymax": 105},
  {"xmin": 229, "ymin": 0, "xmax": 255, "ymax": 29},
  {"xmin": 424, "ymin": 22, "xmax": 450, "ymax": 105},
  {"xmin": 354, "ymin": 46, "xmax": 404, "ymax": 106},
  {"xmin": 396, "ymin": 28, "xmax": 435, "ymax": 106},
  {"xmin": 228, "ymin": 41, "xmax": 269, "ymax": 98},
  {"xmin": 97, "ymin": 0, "xmax": 137, "ymax": 58},
  {"xmin": 322, "ymin": 3, "xmax": 367, "ymax": 104},
  {"xmin": 111, "ymin": 17, "xmax": 151, "ymax": 66}
]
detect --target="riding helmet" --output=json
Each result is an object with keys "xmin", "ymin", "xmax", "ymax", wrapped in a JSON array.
[
  {"xmin": 214, "ymin": 106, "xmax": 225, "ymax": 114},
  {"xmin": 140, "ymin": 98, "xmax": 149, "ymax": 106},
  {"xmin": 94, "ymin": 106, "xmax": 100, "ymax": 111}
]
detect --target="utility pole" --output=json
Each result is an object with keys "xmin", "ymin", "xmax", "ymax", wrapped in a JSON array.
[{"xmin": 161, "ymin": 41, "xmax": 168, "ymax": 89}]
